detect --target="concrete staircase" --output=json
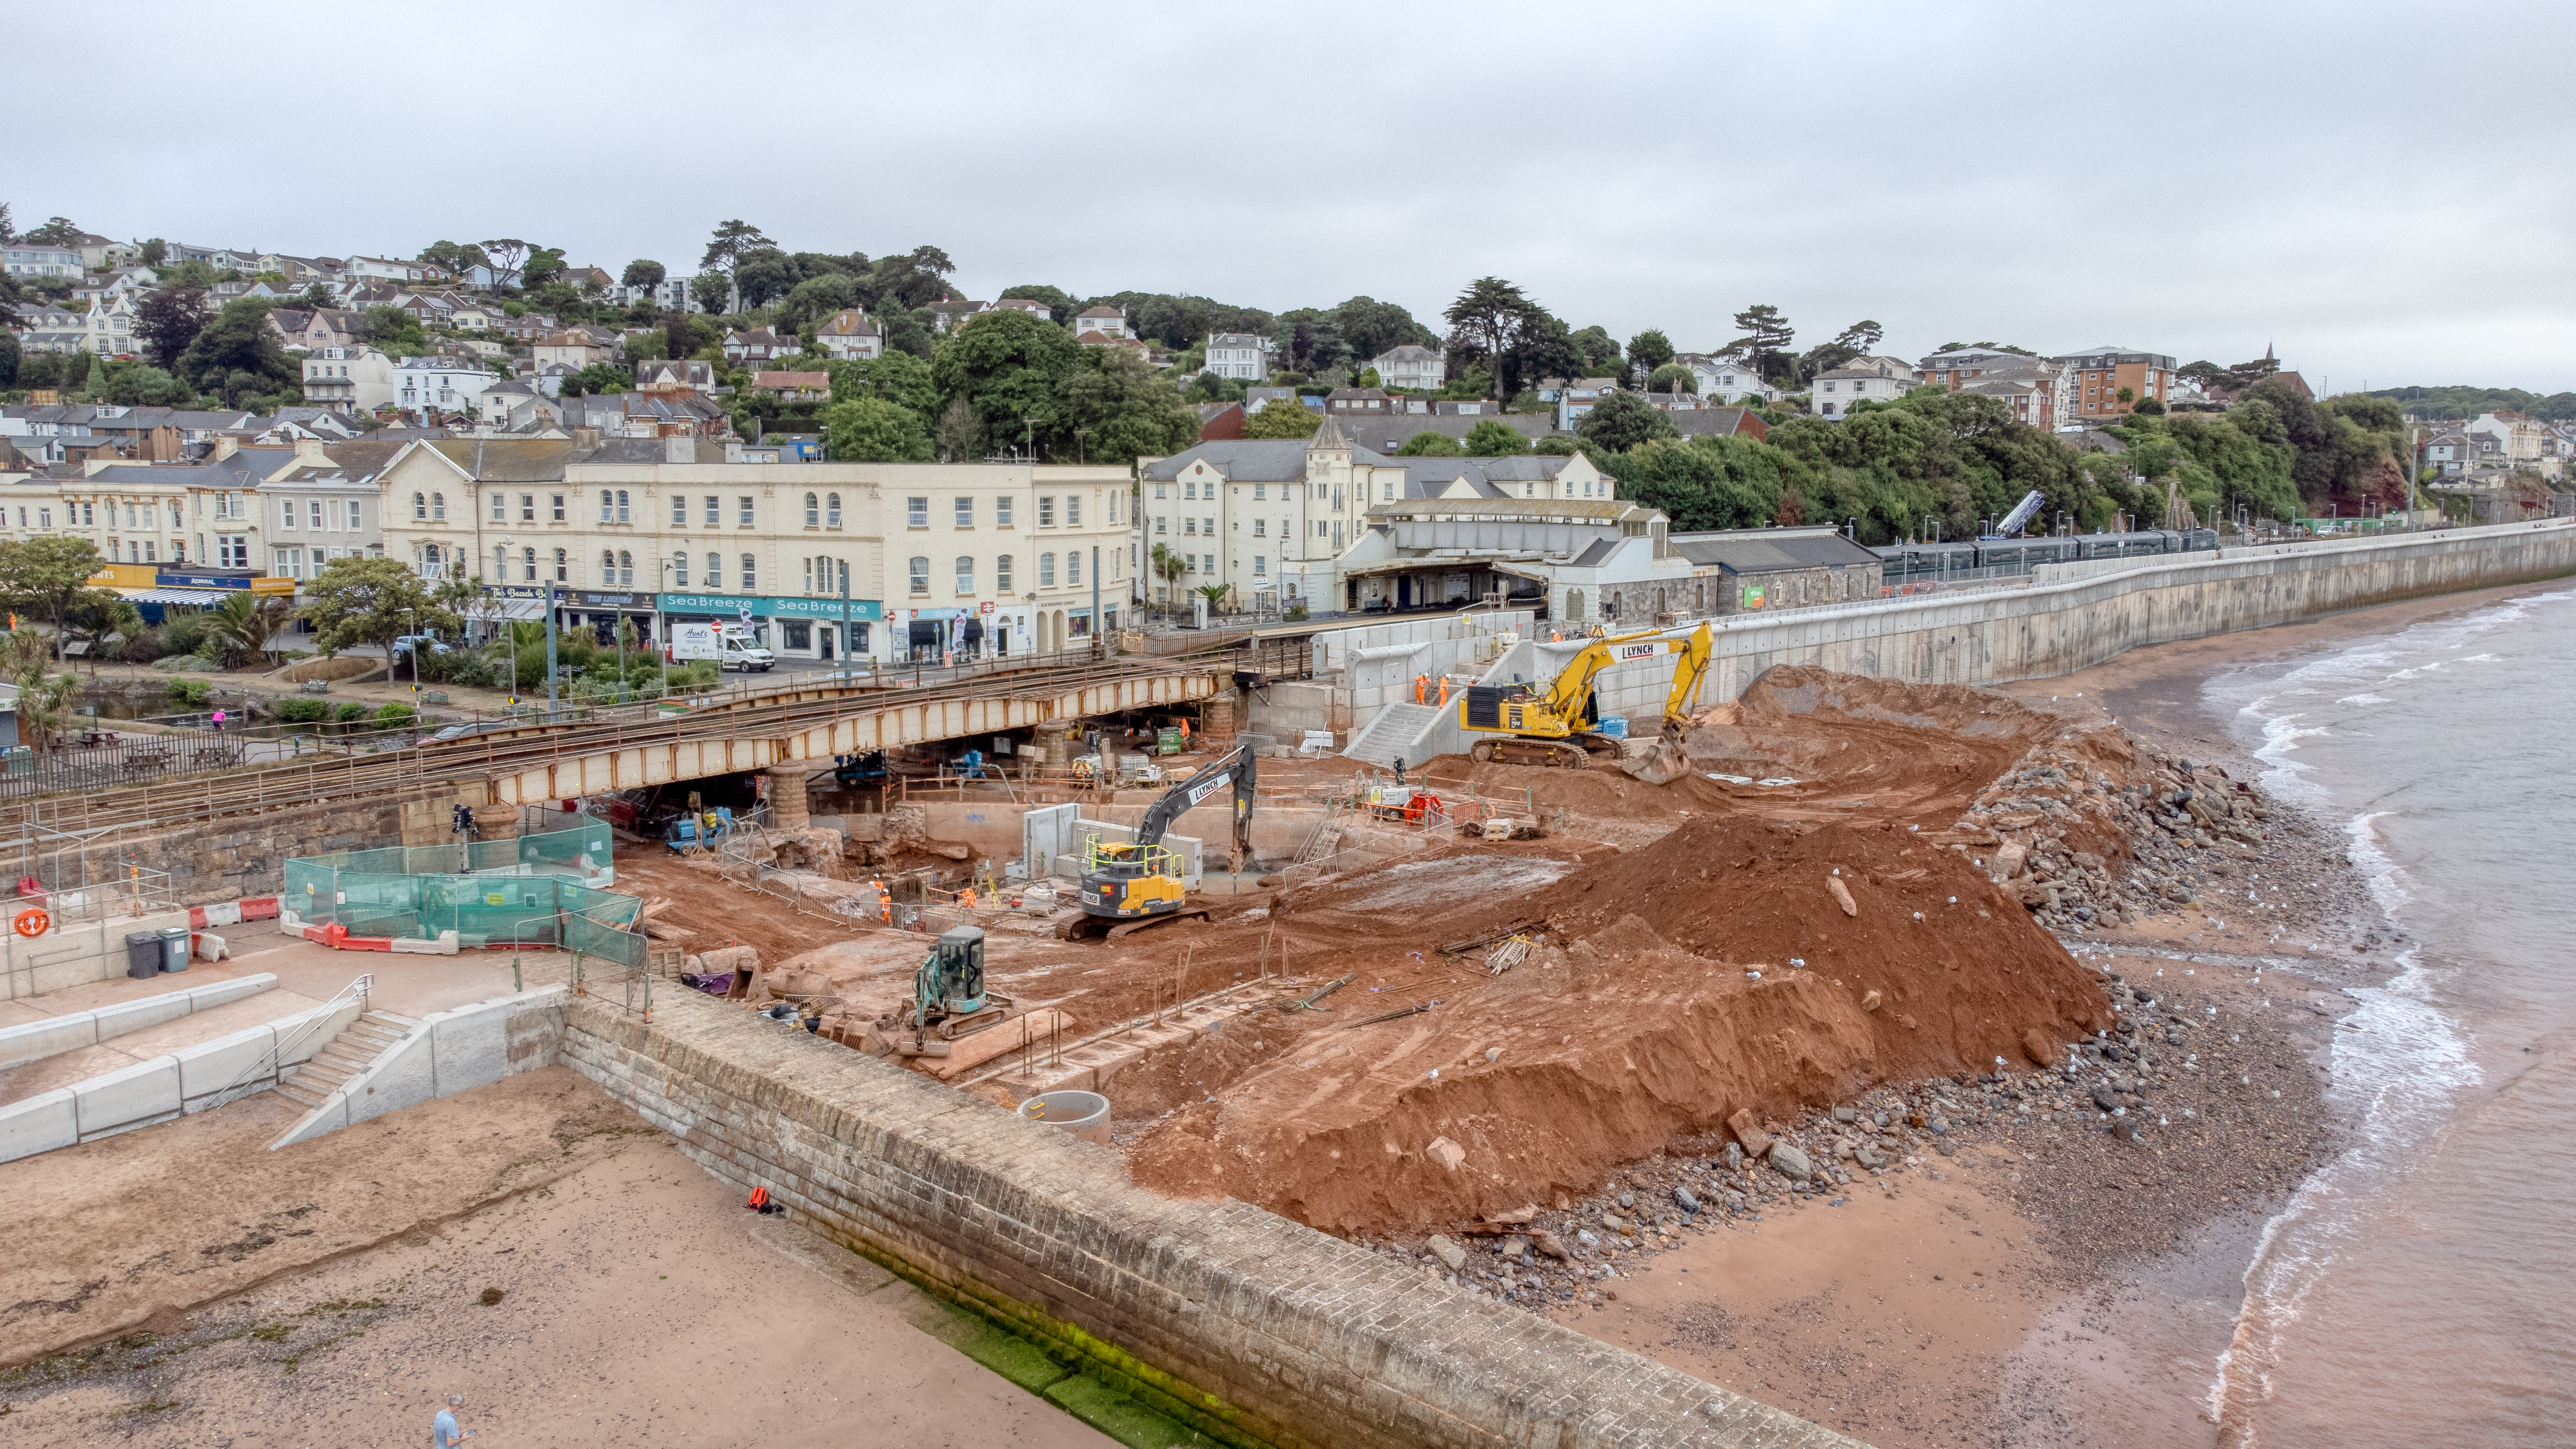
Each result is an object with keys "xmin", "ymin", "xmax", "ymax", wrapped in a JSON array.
[
  {"xmin": 1341, "ymin": 702, "xmax": 1439, "ymax": 767},
  {"xmin": 275, "ymin": 1009, "xmax": 418, "ymax": 1113},
  {"xmin": 963, "ymin": 983, "xmax": 1288, "ymax": 1099}
]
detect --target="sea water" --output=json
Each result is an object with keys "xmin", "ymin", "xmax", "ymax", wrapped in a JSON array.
[{"xmin": 2200, "ymin": 587, "xmax": 2576, "ymax": 1447}]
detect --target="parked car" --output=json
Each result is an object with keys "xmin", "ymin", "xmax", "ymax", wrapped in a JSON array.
[{"xmin": 390, "ymin": 633, "xmax": 450, "ymax": 658}]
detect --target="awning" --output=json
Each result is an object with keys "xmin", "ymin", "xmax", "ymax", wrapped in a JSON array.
[{"xmin": 115, "ymin": 587, "xmax": 228, "ymax": 605}]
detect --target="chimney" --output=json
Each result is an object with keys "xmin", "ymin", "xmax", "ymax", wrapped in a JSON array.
[
  {"xmin": 294, "ymin": 436, "xmax": 329, "ymax": 466},
  {"xmin": 213, "ymin": 436, "xmax": 239, "ymax": 460},
  {"xmin": 665, "ymin": 435, "xmax": 691, "ymax": 464},
  {"xmin": 573, "ymin": 426, "xmax": 600, "ymax": 450}
]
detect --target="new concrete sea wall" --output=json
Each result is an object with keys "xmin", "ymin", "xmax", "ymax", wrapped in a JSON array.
[
  {"xmin": 1389, "ymin": 518, "xmax": 2576, "ymax": 764},
  {"xmin": 558, "ymin": 989, "xmax": 1865, "ymax": 1449}
]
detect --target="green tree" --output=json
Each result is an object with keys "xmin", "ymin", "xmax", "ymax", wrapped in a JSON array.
[
  {"xmin": 867, "ymin": 246, "xmax": 957, "ymax": 310},
  {"xmin": 621, "ymin": 259, "xmax": 666, "ymax": 289},
  {"xmin": 298, "ymin": 556, "xmax": 455, "ymax": 658},
  {"xmin": 1718, "ymin": 303, "xmax": 1796, "ymax": 384},
  {"xmin": 1149, "ymin": 542, "xmax": 1189, "ymax": 615},
  {"xmin": 1443, "ymin": 278, "xmax": 1540, "ymax": 397},
  {"xmin": 0, "ymin": 629, "xmax": 81, "ymax": 749},
  {"xmin": 1646, "ymin": 362, "xmax": 1696, "ymax": 394},
  {"xmin": 1062, "ymin": 350, "xmax": 1200, "ymax": 464},
  {"xmin": 1241, "ymin": 398, "xmax": 1321, "ymax": 439},
  {"xmin": 22, "ymin": 217, "xmax": 83, "ymax": 246},
  {"xmin": 137, "ymin": 237, "xmax": 167, "ymax": 267},
  {"xmin": 1396, "ymin": 430, "xmax": 1464, "ymax": 457},
  {"xmin": 0, "ymin": 330, "xmax": 17, "ymax": 388},
  {"xmin": 831, "ymin": 350, "xmax": 939, "ymax": 417},
  {"xmin": 998, "ymin": 284, "xmax": 1076, "ymax": 321},
  {"xmin": 778, "ymin": 272, "xmax": 861, "ymax": 330},
  {"xmin": 1796, "ymin": 319, "xmax": 1887, "ymax": 382},
  {"xmin": 822, "ymin": 395, "xmax": 935, "ymax": 462},
  {"xmin": 559, "ymin": 362, "xmax": 635, "ymax": 397},
  {"xmin": 1626, "ymin": 328, "xmax": 1676, "ymax": 382},
  {"xmin": 929, "ymin": 308, "xmax": 1083, "ymax": 458},
  {"xmin": 200, "ymin": 590, "xmax": 292, "ymax": 667},
  {"xmin": 417, "ymin": 240, "xmax": 490, "ymax": 277},
  {"xmin": 698, "ymin": 221, "xmax": 773, "ymax": 309},
  {"xmin": 102, "ymin": 363, "xmax": 190, "ymax": 406},
  {"xmin": 520, "ymin": 246, "xmax": 568, "ymax": 289},
  {"xmin": 359, "ymin": 304, "xmax": 424, "ymax": 351},
  {"xmin": 0, "ymin": 536, "xmax": 110, "ymax": 659},
  {"xmin": 1533, "ymin": 434, "xmax": 1582, "ymax": 457},
  {"xmin": 1576, "ymin": 391, "xmax": 1679, "ymax": 451},
  {"xmin": 1460, "ymin": 419, "xmax": 1529, "ymax": 455}
]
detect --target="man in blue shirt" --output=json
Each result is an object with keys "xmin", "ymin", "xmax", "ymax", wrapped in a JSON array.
[{"xmin": 433, "ymin": 1392, "xmax": 473, "ymax": 1446}]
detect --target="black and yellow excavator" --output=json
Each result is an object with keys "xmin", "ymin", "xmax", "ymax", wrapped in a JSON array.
[
  {"xmin": 1058, "ymin": 741, "xmax": 1257, "ymax": 941},
  {"xmin": 1457, "ymin": 623, "xmax": 1713, "ymax": 780}
]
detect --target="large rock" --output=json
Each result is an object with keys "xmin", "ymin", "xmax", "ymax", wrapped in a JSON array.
[
  {"xmin": 1767, "ymin": 1143, "xmax": 1814, "ymax": 1181},
  {"xmin": 1728, "ymin": 1109, "xmax": 1772, "ymax": 1157},
  {"xmin": 1427, "ymin": 1234, "xmax": 1466, "ymax": 1271},
  {"xmin": 2022, "ymin": 1027, "xmax": 2061, "ymax": 1067},
  {"xmin": 1827, "ymin": 874, "xmax": 1858, "ymax": 917}
]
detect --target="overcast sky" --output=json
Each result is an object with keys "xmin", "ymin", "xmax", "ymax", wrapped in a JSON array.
[{"xmin": 19, "ymin": 1, "xmax": 2573, "ymax": 391}]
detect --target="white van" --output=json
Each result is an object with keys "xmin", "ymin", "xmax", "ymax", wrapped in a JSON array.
[{"xmin": 717, "ymin": 633, "xmax": 775, "ymax": 672}]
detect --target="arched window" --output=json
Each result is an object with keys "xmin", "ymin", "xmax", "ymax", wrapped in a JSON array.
[
  {"xmin": 431, "ymin": 492, "xmax": 446, "ymax": 520},
  {"xmin": 617, "ymin": 550, "xmax": 633, "ymax": 586},
  {"xmin": 739, "ymin": 553, "xmax": 756, "ymax": 591},
  {"xmin": 522, "ymin": 546, "xmax": 537, "ymax": 582},
  {"xmin": 907, "ymin": 556, "xmax": 929, "ymax": 595},
  {"xmin": 804, "ymin": 492, "xmax": 819, "ymax": 527},
  {"xmin": 673, "ymin": 552, "xmax": 689, "ymax": 587},
  {"xmin": 551, "ymin": 547, "xmax": 566, "ymax": 581},
  {"xmin": 826, "ymin": 493, "xmax": 842, "ymax": 527},
  {"xmin": 599, "ymin": 490, "xmax": 615, "ymax": 523},
  {"xmin": 955, "ymin": 556, "xmax": 974, "ymax": 593},
  {"xmin": 413, "ymin": 491, "xmax": 427, "ymax": 520},
  {"xmin": 1067, "ymin": 551, "xmax": 1081, "ymax": 586},
  {"xmin": 1038, "ymin": 552, "xmax": 1056, "ymax": 588},
  {"xmin": 995, "ymin": 555, "xmax": 1014, "ymax": 592},
  {"xmin": 706, "ymin": 551, "xmax": 721, "ymax": 588}
]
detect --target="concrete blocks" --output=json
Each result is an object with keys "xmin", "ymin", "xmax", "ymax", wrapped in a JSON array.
[
  {"xmin": 0, "ymin": 1014, "xmax": 101, "ymax": 1069},
  {"xmin": 0, "ymin": 973, "xmax": 279, "ymax": 1069},
  {"xmin": 0, "ymin": 1089, "xmax": 79, "ymax": 1161},
  {"xmin": 176, "ymin": 1024, "xmax": 280, "ymax": 1109},
  {"xmin": 74, "ymin": 1057, "xmax": 182, "ymax": 1139}
]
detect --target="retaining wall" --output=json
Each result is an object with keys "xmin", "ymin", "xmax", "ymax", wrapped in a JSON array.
[
  {"xmin": 557, "ymin": 988, "xmax": 1862, "ymax": 1449},
  {"xmin": 0, "ymin": 972, "xmax": 275, "ymax": 1068},
  {"xmin": 1376, "ymin": 518, "xmax": 2576, "ymax": 767},
  {"xmin": 1, "ymin": 909, "xmax": 197, "ymax": 1001},
  {"xmin": 0, "ymin": 994, "xmax": 363, "ymax": 1163},
  {"xmin": 268, "ymin": 985, "xmax": 568, "ymax": 1150}
]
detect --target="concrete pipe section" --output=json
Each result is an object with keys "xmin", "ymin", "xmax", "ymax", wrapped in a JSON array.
[{"xmin": 1016, "ymin": 1089, "xmax": 1111, "ymax": 1146}]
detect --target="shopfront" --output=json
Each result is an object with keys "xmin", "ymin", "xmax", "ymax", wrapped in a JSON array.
[{"xmin": 657, "ymin": 592, "xmax": 885, "ymax": 664}]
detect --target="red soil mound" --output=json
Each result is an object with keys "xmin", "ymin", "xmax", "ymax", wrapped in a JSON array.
[{"xmin": 1126, "ymin": 810, "xmax": 2106, "ymax": 1232}]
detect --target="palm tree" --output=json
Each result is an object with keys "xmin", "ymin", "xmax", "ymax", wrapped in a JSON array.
[
  {"xmin": 201, "ymin": 591, "xmax": 291, "ymax": 669},
  {"xmin": 1149, "ymin": 543, "xmax": 1187, "ymax": 620}
]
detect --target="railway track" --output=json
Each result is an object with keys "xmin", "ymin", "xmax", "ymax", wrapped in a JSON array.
[{"xmin": 0, "ymin": 652, "xmax": 1229, "ymax": 837}]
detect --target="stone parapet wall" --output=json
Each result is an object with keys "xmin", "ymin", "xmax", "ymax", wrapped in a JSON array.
[{"xmin": 559, "ymin": 989, "xmax": 1863, "ymax": 1449}]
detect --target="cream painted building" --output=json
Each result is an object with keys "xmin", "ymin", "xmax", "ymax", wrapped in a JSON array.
[
  {"xmin": 1135, "ymin": 415, "xmax": 1609, "ymax": 613},
  {"xmin": 373, "ymin": 436, "xmax": 1133, "ymax": 663}
]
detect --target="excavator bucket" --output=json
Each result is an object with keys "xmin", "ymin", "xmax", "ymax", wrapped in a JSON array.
[{"xmin": 1618, "ymin": 722, "xmax": 1692, "ymax": 786}]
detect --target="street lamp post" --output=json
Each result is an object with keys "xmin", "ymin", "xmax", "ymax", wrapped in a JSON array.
[{"xmin": 543, "ymin": 577, "xmax": 558, "ymax": 717}]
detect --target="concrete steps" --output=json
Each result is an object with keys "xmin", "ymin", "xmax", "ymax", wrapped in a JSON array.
[
  {"xmin": 276, "ymin": 1010, "xmax": 413, "ymax": 1112},
  {"xmin": 1342, "ymin": 703, "xmax": 1438, "ymax": 767},
  {"xmin": 975, "ymin": 986, "xmax": 1289, "ymax": 1099}
]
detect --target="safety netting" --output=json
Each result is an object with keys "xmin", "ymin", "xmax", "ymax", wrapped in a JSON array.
[{"xmin": 282, "ymin": 820, "xmax": 638, "ymax": 952}]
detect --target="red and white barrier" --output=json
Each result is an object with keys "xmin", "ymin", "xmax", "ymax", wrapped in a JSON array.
[{"xmin": 186, "ymin": 896, "xmax": 279, "ymax": 930}]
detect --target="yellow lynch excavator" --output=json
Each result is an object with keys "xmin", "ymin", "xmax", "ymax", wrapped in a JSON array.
[{"xmin": 1457, "ymin": 624, "xmax": 1713, "ymax": 779}]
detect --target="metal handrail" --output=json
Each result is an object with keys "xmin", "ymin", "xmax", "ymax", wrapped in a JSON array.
[{"xmin": 200, "ymin": 971, "xmax": 373, "ymax": 1116}]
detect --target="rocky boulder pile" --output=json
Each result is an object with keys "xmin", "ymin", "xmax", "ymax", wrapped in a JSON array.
[{"xmin": 1945, "ymin": 739, "xmax": 2273, "ymax": 931}]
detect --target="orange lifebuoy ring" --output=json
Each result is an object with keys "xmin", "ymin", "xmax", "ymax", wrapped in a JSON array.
[{"xmin": 14, "ymin": 907, "xmax": 50, "ymax": 938}]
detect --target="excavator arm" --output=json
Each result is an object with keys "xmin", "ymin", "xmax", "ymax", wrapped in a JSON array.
[
  {"xmin": 1538, "ymin": 628, "xmax": 1676, "ymax": 724},
  {"xmin": 1135, "ymin": 741, "xmax": 1258, "ymax": 870},
  {"xmin": 1660, "ymin": 622, "xmax": 1714, "ymax": 729}
]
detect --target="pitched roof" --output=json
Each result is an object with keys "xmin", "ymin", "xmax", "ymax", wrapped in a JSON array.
[
  {"xmin": 1142, "ymin": 439, "xmax": 1379, "ymax": 483},
  {"xmin": 818, "ymin": 309, "xmax": 878, "ymax": 336},
  {"xmin": 752, "ymin": 371, "xmax": 829, "ymax": 389},
  {"xmin": 1077, "ymin": 305, "xmax": 1124, "ymax": 319},
  {"xmin": 1669, "ymin": 526, "xmax": 1880, "ymax": 573}
]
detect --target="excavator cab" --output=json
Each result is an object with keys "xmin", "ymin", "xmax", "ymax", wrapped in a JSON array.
[
  {"xmin": 1077, "ymin": 839, "xmax": 1188, "ymax": 917},
  {"xmin": 901, "ymin": 924, "xmax": 1011, "ymax": 1046}
]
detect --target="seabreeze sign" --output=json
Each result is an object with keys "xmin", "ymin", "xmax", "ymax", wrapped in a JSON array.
[{"xmin": 657, "ymin": 592, "xmax": 883, "ymax": 621}]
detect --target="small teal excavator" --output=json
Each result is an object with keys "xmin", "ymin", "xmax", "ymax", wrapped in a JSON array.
[{"xmin": 891, "ymin": 923, "xmax": 1013, "ymax": 1056}]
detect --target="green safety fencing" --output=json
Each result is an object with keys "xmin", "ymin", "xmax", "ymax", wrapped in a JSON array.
[
  {"xmin": 293, "ymin": 819, "xmax": 613, "ymax": 880},
  {"xmin": 282, "ymin": 820, "xmax": 639, "ymax": 951}
]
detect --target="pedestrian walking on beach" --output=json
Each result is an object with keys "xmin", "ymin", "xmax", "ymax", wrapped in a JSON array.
[{"xmin": 433, "ymin": 1393, "xmax": 473, "ymax": 1446}]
